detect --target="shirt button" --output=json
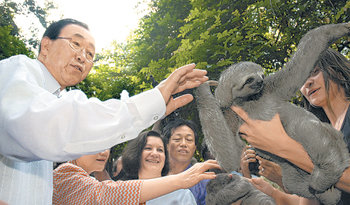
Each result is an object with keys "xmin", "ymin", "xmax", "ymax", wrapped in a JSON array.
[
  {"xmin": 153, "ymin": 115, "xmax": 159, "ymax": 121},
  {"xmin": 121, "ymin": 136, "xmax": 125, "ymax": 139}
]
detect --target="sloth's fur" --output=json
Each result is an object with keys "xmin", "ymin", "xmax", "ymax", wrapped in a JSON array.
[
  {"xmin": 196, "ymin": 22, "xmax": 350, "ymax": 204},
  {"xmin": 206, "ymin": 173, "xmax": 276, "ymax": 205}
]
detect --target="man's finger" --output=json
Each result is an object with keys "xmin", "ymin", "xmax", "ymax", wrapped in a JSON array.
[
  {"xmin": 204, "ymin": 159, "xmax": 218, "ymax": 164},
  {"xmin": 171, "ymin": 63, "xmax": 197, "ymax": 82},
  {"xmin": 165, "ymin": 94, "xmax": 193, "ymax": 116},
  {"xmin": 178, "ymin": 69, "xmax": 208, "ymax": 84},
  {"xmin": 201, "ymin": 160, "xmax": 221, "ymax": 171},
  {"xmin": 178, "ymin": 76, "xmax": 209, "ymax": 87},
  {"xmin": 174, "ymin": 78, "xmax": 208, "ymax": 94},
  {"xmin": 231, "ymin": 106, "xmax": 250, "ymax": 123}
]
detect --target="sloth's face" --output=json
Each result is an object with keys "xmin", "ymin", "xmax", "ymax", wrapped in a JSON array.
[
  {"xmin": 227, "ymin": 65, "xmax": 264, "ymax": 101},
  {"xmin": 234, "ymin": 73, "xmax": 264, "ymax": 99},
  {"xmin": 215, "ymin": 62, "xmax": 265, "ymax": 107}
]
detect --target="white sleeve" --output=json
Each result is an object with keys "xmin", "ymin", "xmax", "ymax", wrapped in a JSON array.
[{"xmin": 0, "ymin": 56, "xmax": 166, "ymax": 162}]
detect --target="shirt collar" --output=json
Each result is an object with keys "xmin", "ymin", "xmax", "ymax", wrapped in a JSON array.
[{"xmin": 35, "ymin": 59, "xmax": 61, "ymax": 95}]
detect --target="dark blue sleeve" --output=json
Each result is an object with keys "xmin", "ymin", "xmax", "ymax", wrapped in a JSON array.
[{"xmin": 189, "ymin": 179, "xmax": 210, "ymax": 205}]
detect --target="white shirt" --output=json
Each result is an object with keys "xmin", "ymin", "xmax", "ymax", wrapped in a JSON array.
[
  {"xmin": 0, "ymin": 55, "xmax": 166, "ymax": 204},
  {"xmin": 146, "ymin": 189, "xmax": 197, "ymax": 205}
]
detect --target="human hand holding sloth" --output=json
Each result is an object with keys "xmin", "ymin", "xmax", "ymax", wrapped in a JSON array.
[{"xmin": 232, "ymin": 106, "xmax": 314, "ymax": 173}]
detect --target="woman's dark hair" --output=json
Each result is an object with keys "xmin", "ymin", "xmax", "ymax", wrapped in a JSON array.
[
  {"xmin": 39, "ymin": 18, "xmax": 89, "ymax": 53},
  {"xmin": 162, "ymin": 118, "xmax": 199, "ymax": 146},
  {"xmin": 118, "ymin": 130, "xmax": 169, "ymax": 180},
  {"xmin": 302, "ymin": 48, "xmax": 350, "ymax": 122}
]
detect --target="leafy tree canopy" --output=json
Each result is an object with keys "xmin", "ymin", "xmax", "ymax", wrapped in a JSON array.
[{"xmin": 0, "ymin": 0, "xmax": 55, "ymax": 59}]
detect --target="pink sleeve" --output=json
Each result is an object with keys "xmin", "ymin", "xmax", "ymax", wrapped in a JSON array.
[{"xmin": 53, "ymin": 163, "xmax": 143, "ymax": 205}]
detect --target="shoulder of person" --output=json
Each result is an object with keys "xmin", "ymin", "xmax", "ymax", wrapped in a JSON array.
[
  {"xmin": 1, "ymin": 55, "xmax": 35, "ymax": 66},
  {"xmin": 53, "ymin": 162, "xmax": 89, "ymax": 177},
  {"xmin": 1, "ymin": 55, "xmax": 43, "ymax": 79}
]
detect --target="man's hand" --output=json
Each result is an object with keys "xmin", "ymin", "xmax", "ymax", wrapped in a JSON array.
[{"xmin": 156, "ymin": 63, "xmax": 208, "ymax": 115}]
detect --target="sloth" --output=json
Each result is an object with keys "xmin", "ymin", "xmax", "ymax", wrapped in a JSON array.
[
  {"xmin": 195, "ymin": 22, "xmax": 350, "ymax": 204},
  {"xmin": 206, "ymin": 173, "xmax": 276, "ymax": 205}
]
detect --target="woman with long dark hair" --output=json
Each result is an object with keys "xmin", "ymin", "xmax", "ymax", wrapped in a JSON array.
[{"xmin": 118, "ymin": 130, "xmax": 197, "ymax": 205}]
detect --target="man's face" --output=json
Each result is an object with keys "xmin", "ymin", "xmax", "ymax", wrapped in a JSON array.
[
  {"xmin": 39, "ymin": 24, "xmax": 95, "ymax": 89},
  {"xmin": 167, "ymin": 125, "xmax": 196, "ymax": 164}
]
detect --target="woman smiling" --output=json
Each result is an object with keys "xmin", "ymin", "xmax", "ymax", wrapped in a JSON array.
[{"xmin": 119, "ymin": 130, "xmax": 197, "ymax": 205}]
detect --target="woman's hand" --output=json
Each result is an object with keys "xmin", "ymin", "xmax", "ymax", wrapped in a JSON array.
[
  {"xmin": 231, "ymin": 106, "xmax": 290, "ymax": 155},
  {"xmin": 140, "ymin": 160, "xmax": 220, "ymax": 202},
  {"xmin": 249, "ymin": 177, "xmax": 275, "ymax": 196},
  {"xmin": 178, "ymin": 159, "xmax": 220, "ymax": 189},
  {"xmin": 257, "ymin": 156, "xmax": 284, "ymax": 190},
  {"xmin": 231, "ymin": 106, "xmax": 314, "ymax": 173}
]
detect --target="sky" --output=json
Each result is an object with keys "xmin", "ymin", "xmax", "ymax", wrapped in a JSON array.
[{"xmin": 16, "ymin": 0, "xmax": 150, "ymax": 52}]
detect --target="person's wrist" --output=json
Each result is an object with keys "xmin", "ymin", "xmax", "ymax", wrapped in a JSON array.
[
  {"xmin": 270, "ymin": 187, "xmax": 279, "ymax": 199},
  {"xmin": 274, "ymin": 135, "xmax": 295, "ymax": 158},
  {"xmin": 241, "ymin": 167, "xmax": 251, "ymax": 178},
  {"xmin": 170, "ymin": 174, "xmax": 184, "ymax": 189},
  {"xmin": 156, "ymin": 80, "xmax": 173, "ymax": 103}
]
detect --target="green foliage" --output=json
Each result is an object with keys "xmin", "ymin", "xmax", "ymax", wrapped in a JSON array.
[
  {"xmin": 72, "ymin": 42, "xmax": 140, "ymax": 99},
  {"xmin": 0, "ymin": 25, "xmax": 34, "ymax": 59},
  {"xmin": 129, "ymin": 0, "xmax": 193, "ymax": 84},
  {"xmin": 0, "ymin": 0, "xmax": 55, "ymax": 55}
]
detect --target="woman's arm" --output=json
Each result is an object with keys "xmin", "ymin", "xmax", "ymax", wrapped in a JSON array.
[
  {"xmin": 54, "ymin": 160, "xmax": 220, "ymax": 204},
  {"xmin": 249, "ymin": 178, "xmax": 319, "ymax": 205},
  {"xmin": 336, "ymin": 169, "xmax": 350, "ymax": 192},
  {"xmin": 231, "ymin": 106, "xmax": 350, "ymax": 193},
  {"xmin": 139, "ymin": 160, "xmax": 220, "ymax": 202}
]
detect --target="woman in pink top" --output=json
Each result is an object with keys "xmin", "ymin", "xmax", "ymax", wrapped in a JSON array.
[{"xmin": 53, "ymin": 136, "xmax": 219, "ymax": 204}]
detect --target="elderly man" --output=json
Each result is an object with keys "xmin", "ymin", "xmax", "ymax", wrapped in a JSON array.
[{"xmin": 0, "ymin": 18, "xmax": 210, "ymax": 204}]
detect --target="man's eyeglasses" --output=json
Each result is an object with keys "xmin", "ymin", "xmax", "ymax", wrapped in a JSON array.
[{"xmin": 57, "ymin": 37, "xmax": 95, "ymax": 63}]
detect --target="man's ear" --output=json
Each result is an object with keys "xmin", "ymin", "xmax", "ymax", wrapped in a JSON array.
[{"xmin": 39, "ymin": 37, "xmax": 51, "ymax": 56}]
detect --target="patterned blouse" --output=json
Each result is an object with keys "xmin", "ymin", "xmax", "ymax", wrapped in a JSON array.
[{"xmin": 53, "ymin": 162, "xmax": 143, "ymax": 205}]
